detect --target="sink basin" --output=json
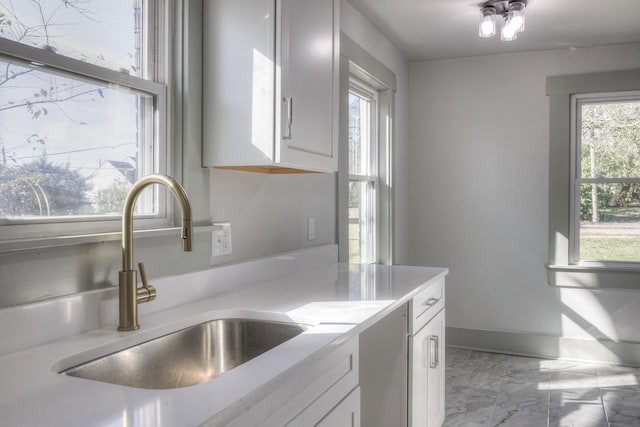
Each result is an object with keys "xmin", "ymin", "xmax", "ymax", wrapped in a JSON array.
[{"xmin": 62, "ymin": 318, "xmax": 307, "ymax": 389}]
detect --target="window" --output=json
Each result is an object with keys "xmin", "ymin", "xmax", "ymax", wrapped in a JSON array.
[
  {"xmin": 0, "ymin": 0, "xmax": 169, "ymax": 240},
  {"xmin": 348, "ymin": 79, "xmax": 378, "ymax": 264},
  {"xmin": 338, "ymin": 34, "xmax": 396, "ymax": 265},
  {"xmin": 546, "ymin": 68, "xmax": 640, "ymax": 289},
  {"xmin": 572, "ymin": 93, "xmax": 640, "ymax": 264}
]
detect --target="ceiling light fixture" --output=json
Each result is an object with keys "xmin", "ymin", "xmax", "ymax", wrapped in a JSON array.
[{"xmin": 478, "ymin": 0, "xmax": 527, "ymax": 42}]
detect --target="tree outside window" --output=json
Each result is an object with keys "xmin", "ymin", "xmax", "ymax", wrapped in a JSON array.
[
  {"xmin": 0, "ymin": 0, "xmax": 160, "ymax": 222},
  {"xmin": 576, "ymin": 97, "xmax": 640, "ymax": 262}
]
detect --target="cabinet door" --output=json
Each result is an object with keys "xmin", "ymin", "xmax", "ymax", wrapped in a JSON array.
[
  {"xmin": 410, "ymin": 309, "xmax": 445, "ymax": 427},
  {"xmin": 202, "ymin": 0, "xmax": 276, "ymax": 167},
  {"xmin": 317, "ymin": 386, "xmax": 361, "ymax": 427},
  {"xmin": 278, "ymin": 0, "xmax": 339, "ymax": 172}
]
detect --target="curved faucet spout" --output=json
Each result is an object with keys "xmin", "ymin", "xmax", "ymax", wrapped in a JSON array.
[
  {"xmin": 122, "ymin": 174, "xmax": 193, "ymax": 272},
  {"xmin": 118, "ymin": 174, "xmax": 194, "ymax": 331}
]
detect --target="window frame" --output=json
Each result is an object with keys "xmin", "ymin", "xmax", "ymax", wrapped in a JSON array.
[
  {"xmin": 570, "ymin": 91, "xmax": 640, "ymax": 267},
  {"xmin": 338, "ymin": 33, "xmax": 396, "ymax": 265},
  {"xmin": 0, "ymin": 0, "xmax": 173, "ymax": 243},
  {"xmin": 348, "ymin": 77, "xmax": 379, "ymax": 264},
  {"xmin": 546, "ymin": 68, "xmax": 640, "ymax": 289}
]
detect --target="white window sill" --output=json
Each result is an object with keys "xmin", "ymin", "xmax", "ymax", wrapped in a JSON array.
[
  {"xmin": 0, "ymin": 225, "xmax": 212, "ymax": 254},
  {"xmin": 547, "ymin": 264, "xmax": 640, "ymax": 290}
]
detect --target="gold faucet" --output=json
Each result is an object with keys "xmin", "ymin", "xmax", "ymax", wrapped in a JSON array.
[{"xmin": 118, "ymin": 174, "xmax": 193, "ymax": 331}]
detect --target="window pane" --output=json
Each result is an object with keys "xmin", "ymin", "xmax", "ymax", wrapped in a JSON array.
[
  {"xmin": 580, "ymin": 101, "xmax": 640, "ymax": 179},
  {"xmin": 0, "ymin": 58, "xmax": 156, "ymax": 219},
  {"xmin": 579, "ymin": 183, "xmax": 640, "ymax": 261},
  {"xmin": 349, "ymin": 180, "xmax": 375, "ymax": 264},
  {"xmin": 0, "ymin": 0, "xmax": 144, "ymax": 76},
  {"xmin": 348, "ymin": 91, "xmax": 371, "ymax": 176}
]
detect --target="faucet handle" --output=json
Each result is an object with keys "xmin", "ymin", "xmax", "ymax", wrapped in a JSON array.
[
  {"xmin": 138, "ymin": 262, "xmax": 150, "ymax": 286},
  {"xmin": 136, "ymin": 262, "xmax": 157, "ymax": 303}
]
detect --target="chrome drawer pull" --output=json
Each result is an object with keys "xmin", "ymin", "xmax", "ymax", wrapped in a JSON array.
[
  {"xmin": 429, "ymin": 335, "xmax": 439, "ymax": 369},
  {"xmin": 423, "ymin": 297, "xmax": 441, "ymax": 307}
]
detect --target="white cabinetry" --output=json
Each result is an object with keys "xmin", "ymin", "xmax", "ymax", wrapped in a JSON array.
[
  {"xmin": 359, "ymin": 277, "xmax": 446, "ymax": 427},
  {"xmin": 410, "ymin": 309, "xmax": 445, "ymax": 427},
  {"xmin": 409, "ymin": 278, "xmax": 446, "ymax": 427},
  {"xmin": 288, "ymin": 386, "xmax": 361, "ymax": 427},
  {"xmin": 202, "ymin": 0, "xmax": 339, "ymax": 173},
  {"xmin": 315, "ymin": 387, "xmax": 361, "ymax": 427},
  {"xmin": 225, "ymin": 336, "xmax": 359, "ymax": 427}
]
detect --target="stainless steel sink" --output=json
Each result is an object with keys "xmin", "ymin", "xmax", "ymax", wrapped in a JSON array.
[{"xmin": 62, "ymin": 318, "xmax": 307, "ymax": 389}]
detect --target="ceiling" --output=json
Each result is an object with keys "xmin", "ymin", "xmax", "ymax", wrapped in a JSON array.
[{"xmin": 346, "ymin": 0, "xmax": 640, "ymax": 61}]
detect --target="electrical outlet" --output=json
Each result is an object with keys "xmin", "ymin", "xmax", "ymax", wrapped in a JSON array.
[
  {"xmin": 308, "ymin": 217, "xmax": 315, "ymax": 241},
  {"xmin": 212, "ymin": 222, "xmax": 232, "ymax": 257}
]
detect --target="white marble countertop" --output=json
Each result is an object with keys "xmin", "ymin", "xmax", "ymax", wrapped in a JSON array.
[{"xmin": 0, "ymin": 250, "xmax": 447, "ymax": 427}]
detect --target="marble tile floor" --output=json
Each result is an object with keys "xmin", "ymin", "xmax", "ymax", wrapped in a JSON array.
[{"xmin": 445, "ymin": 347, "xmax": 640, "ymax": 427}]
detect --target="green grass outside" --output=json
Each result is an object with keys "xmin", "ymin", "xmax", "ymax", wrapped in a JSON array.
[
  {"xmin": 580, "ymin": 236, "xmax": 640, "ymax": 261},
  {"xmin": 580, "ymin": 205, "xmax": 640, "ymax": 260}
]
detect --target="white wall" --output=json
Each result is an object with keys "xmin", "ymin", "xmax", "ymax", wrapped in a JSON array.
[
  {"xmin": 209, "ymin": 170, "xmax": 336, "ymax": 264},
  {"xmin": 341, "ymin": 0, "xmax": 411, "ymax": 264},
  {"xmin": 410, "ymin": 43, "xmax": 640, "ymax": 343}
]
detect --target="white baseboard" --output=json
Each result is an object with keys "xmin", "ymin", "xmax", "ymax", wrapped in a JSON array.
[{"xmin": 447, "ymin": 326, "xmax": 640, "ymax": 366}]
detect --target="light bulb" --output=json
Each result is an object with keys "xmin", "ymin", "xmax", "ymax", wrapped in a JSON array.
[
  {"xmin": 501, "ymin": 13, "xmax": 518, "ymax": 41},
  {"xmin": 478, "ymin": 6, "xmax": 496, "ymax": 38},
  {"xmin": 508, "ymin": 1, "xmax": 526, "ymax": 33}
]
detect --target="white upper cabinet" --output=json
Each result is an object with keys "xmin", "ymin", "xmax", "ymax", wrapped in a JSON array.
[
  {"xmin": 203, "ymin": 0, "xmax": 339, "ymax": 173},
  {"xmin": 277, "ymin": 0, "xmax": 339, "ymax": 172}
]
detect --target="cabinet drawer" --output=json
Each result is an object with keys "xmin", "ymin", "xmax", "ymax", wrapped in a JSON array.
[
  {"xmin": 316, "ymin": 386, "xmax": 361, "ymax": 427},
  {"xmin": 284, "ymin": 339, "xmax": 359, "ymax": 426},
  {"xmin": 232, "ymin": 337, "xmax": 359, "ymax": 427},
  {"xmin": 410, "ymin": 277, "xmax": 445, "ymax": 334}
]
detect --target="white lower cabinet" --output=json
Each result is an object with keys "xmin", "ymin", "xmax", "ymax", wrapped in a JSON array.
[
  {"xmin": 409, "ymin": 308, "xmax": 445, "ymax": 427},
  {"xmin": 315, "ymin": 386, "xmax": 361, "ymax": 427},
  {"xmin": 278, "ymin": 337, "xmax": 359, "ymax": 426},
  {"xmin": 225, "ymin": 337, "xmax": 359, "ymax": 427},
  {"xmin": 288, "ymin": 385, "xmax": 360, "ymax": 427},
  {"xmin": 359, "ymin": 277, "xmax": 446, "ymax": 427}
]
